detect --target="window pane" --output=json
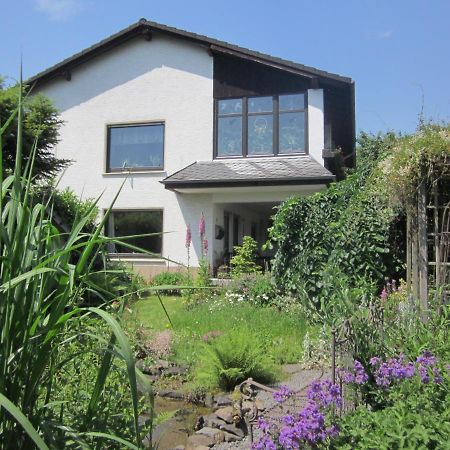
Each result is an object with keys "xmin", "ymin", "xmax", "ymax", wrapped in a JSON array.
[
  {"xmin": 108, "ymin": 210, "xmax": 163, "ymax": 254},
  {"xmin": 248, "ymin": 96, "xmax": 273, "ymax": 113},
  {"xmin": 109, "ymin": 124, "xmax": 164, "ymax": 170},
  {"xmin": 248, "ymin": 114, "xmax": 273, "ymax": 155},
  {"xmin": 218, "ymin": 116, "xmax": 242, "ymax": 156},
  {"xmin": 218, "ymin": 99, "xmax": 242, "ymax": 115},
  {"xmin": 279, "ymin": 112, "xmax": 305, "ymax": 153},
  {"xmin": 279, "ymin": 94, "xmax": 305, "ymax": 111}
]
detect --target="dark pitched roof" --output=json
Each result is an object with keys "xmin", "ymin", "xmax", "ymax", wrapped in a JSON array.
[
  {"xmin": 162, "ymin": 156, "xmax": 334, "ymax": 189},
  {"xmin": 28, "ymin": 18, "xmax": 353, "ymax": 86}
]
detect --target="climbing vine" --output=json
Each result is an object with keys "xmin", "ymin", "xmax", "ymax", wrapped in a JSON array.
[{"xmin": 269, "ymin": 133, "xmax": 404, "ymax": 308}]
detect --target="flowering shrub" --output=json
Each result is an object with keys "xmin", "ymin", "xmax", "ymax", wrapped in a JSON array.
[
  {"xmin": 254, "ymin": 352, "xmax": 449, "ymax": 449},
  {"xmin": 334, "ymin": 351, "xmax": 450, "ymax": 449},
  {"xmin": 253, "ymin": 381, "xmax": 341, "ymax": 449}
]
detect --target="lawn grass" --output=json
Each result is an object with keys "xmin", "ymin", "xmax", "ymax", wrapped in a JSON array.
[{"xmin": 128, "ymin": 294, "xmax": 313, "ymax": 367}]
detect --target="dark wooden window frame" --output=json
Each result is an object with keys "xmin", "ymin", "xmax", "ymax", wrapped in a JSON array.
[
  {"xmin": 105, "ymin": 208, "xmax": 164, "ymax": 258},
  {"xmin": 214, "ymin": 92, "xmax": 308, "ymax": 159},
  {"xmin": 106, "ymin": 122, "xmax": 165, "ymax": 173}
]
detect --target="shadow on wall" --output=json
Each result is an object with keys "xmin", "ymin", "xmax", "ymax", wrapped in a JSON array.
[{"xmin": 38, "ymin": 34, "xmax": 213, "ymax": 113}]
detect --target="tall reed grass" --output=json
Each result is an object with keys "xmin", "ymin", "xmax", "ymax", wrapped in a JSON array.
[{"xmin": 0, "ymin": 79, "xmax": 151, "ymax": 448}]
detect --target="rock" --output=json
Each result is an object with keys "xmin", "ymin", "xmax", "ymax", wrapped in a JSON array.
[
  {"xmin": 255, "ymin": 399, "xmax": 265, "ymax": 411},
  {"xmin": 215, "ymin": 394, "xmax": 233, "ymax": 407},
  {"xmin": 196, "ymin": 426, "xmax": 225, "ymax": 443},
  {"xmin": 214, "ymin": 406, "xmax": 234, "ymax": 424},
  {"xmin": 185, "ymin": 434, "xmax": 215, "ymax": 449},
  {"xmin": 165, "ymin": 365, "xmax": 188, "ymax": 377},
  {"xmin": 219, "ymin": 423, "xmax": 245, "ymax": 438},
  {"xmin": 158, "ymin": 389, "xmax": 185, "ymax": 400},
  {"xmin": 223, "ymin": 431, "xmax": 242, "ymax": 442},
  {"xmin": 155, "ymin": 359, "xmax": 170, "ymax": 369},
  {"xmin": 204, "ymin": 393, "xmax": 214, "ymax": 408},
  {"xmin": 135, "ymin": 359, "xmax": 145, "ymax": 371},
  {"xmin": 202, "ymin": 413, "xmax": 227, "ymax": 429}
]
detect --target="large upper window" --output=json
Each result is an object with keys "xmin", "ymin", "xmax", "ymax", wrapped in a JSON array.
[
  {"xmin": 107, "ymin": 123, "xmax": 164, "ymax": 172},
  {"xmin": 106, "ymin": 210, "xmax": 163, "ymax": 256},
  {"xmin": 216, "ymin": 93, "xmax": 306, "ymax": 158}
]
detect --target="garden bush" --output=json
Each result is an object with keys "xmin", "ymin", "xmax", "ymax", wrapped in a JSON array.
[
  {"xmin": 269, "ymin": 133, "xmax": 404, "ymax": 312},
  {"xmin": 151, "ymin": 271, "xmax": 190, "ymax": 295},
  {"xmin": 230, "ymin": 235, "xmax": 261, "ymax": 278}
]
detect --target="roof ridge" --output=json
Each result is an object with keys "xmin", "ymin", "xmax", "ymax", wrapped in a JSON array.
[{"xmin": 28, "ymin": 18, "xmax": 353, "ymax": 86}]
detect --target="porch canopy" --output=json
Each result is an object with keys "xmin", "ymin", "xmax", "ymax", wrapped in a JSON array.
[
  {"xmin": 162, "ymin": 156, "xmax": 334, "ymax": 272},
  {"xmin": 161, "ymin": 155, "xmax": 334, "ymax": 193}
]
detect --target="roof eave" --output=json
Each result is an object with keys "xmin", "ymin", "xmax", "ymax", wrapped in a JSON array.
[{"xmin": 161, "ymin": 176, "xmax": 335, "ymax": 191}]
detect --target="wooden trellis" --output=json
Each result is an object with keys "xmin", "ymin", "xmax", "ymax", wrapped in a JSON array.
[{"xmin": 406, "ymin": 171, "xmax": 450, "ymax": 316}]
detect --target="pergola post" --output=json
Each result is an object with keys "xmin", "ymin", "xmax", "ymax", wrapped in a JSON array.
[{"xmin": 417, "ymin": 179, "xmax": 428, "ymax": 321}]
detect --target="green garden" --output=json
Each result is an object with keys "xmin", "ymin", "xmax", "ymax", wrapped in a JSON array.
[{"xmin": 0, "ymin": 80, "xmax": 449, "ymax": 449}]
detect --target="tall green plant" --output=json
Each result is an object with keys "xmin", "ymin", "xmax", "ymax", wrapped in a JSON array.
[{"xmin": 0, "ymin": 78, "xmax": 151, "ymax": 448}]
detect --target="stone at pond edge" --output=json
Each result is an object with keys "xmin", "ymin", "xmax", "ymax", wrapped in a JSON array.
[
  {"xmin": 214, "ymin": 395, "xmax": 233, "ymax": 407},
  {"xmin": 223, "ymin": 431, "xmax": 242, "ymax": 442},
  {"xmin": 196, "ymin": 426, "xmax": 225, "ymax": 443},
  {"xmin": 200, "ymin": 414, "xmax": 227, "ymax": 429},
  {"xmin": 186, "ymin": 434, "xmax": 215, "ymax": 449},
  {"xmin": 219, "ymin": 423, "xmax": 245, "ymax": 438},
  {"xmin": 158, "ymin": 389, "xmax": 185, "ymax": 400},
  {"xmin": 214, "ymin": 406, "xmax": 234, "ymax": 424}
]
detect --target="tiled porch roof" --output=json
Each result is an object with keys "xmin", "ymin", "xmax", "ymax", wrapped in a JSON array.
[{"xmin": 162, "ymin": 156, "xmax": 334, "ymax": 189}]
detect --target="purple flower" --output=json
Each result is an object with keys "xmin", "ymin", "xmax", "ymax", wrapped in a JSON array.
[
  {"xmin": 203, "ymin": 238, "xmax": 209, "ymax": 256},
  {"xmin": 256, "ymin": 417, "xmax": 271, "ymax": 433},
  {"xmin": 307, "ymin": 380, "xmax": 342, "ymax": 408},
  {"xmin": 251, "ymin": 435, "xmax": 276, "ymax": 450},
  {"xmin": 380, "ymin": 287, "xmax": 388, "ymax": 301},
  {"xmin": 370, "ymin": 356, "xmax": 381, "ymax": 367},
  {"xmin": 273, "ymin": 385, "xmax": 293, "ymax": 404},
  {"xmin": 418, "ymin": 365, "xmax": 430, "ymax": 384},
  {"xmin": 340, "ymin": 360, "xmax": 368, "ymax": 385},
  {"xmin": 432, "ymin": 367, "xmax": 443, "ymax": 384},
  {"xmin": 199, "ymin": 213, "xmax": 206, "ymax": 237},
  {"xmin": 416, "ymin": 351, "xmax": 436, "ymax": 367},
  {"xmin": 185, "ymin": 225, "xmax": 192, "ymax": 248}
]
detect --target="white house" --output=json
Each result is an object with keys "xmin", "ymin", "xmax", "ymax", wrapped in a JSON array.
[{"xmin": 30, "ymin": 19, "xmax": 355, "ymax": 278}]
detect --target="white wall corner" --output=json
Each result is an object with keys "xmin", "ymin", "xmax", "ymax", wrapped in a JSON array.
[{"xmin": 307, "ymin": 89, "xmax": 325, "ymax": 166}]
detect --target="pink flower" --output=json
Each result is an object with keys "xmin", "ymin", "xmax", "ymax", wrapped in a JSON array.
[
  {"xmin": 203, "ymin": 239, "xmax": 209, "ymax": 256},
  {"xmin": 380, "ymin": 287, "xmax": 388, "ymax": 301},
  {"xmin": 185, "ymin": 224, "xmax": 192, "ymax": 248},
  {"xmin": 199, "ymin": 213, "xmax": 206, "ymax": 237}
]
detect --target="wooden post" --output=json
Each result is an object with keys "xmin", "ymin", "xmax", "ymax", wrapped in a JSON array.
[
  {"xmin": 417, "ymin": 179, "xmax": 428, "ymax": 321},
  {"xmin": 433, "ymin": 181, "xmax": 440, "ymax": 295},
  {"xmin": 406, "ymin": 212, "xmax": 412, "ymax": 293},
  {"xmin": 410, "ymin": 200, "xmax": 419, "ymax": 301}
]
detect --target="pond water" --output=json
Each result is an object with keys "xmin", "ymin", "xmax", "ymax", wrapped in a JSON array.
[{"xmin": 143, "ymin": 397, "xmax": 212, "ymax": 450}]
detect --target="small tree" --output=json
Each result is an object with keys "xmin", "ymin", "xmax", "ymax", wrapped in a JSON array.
[
  {"xmin": 0, "ymin": 80, "xmax": 70, "ymax": 179},
  {"xmin": 230, "ymin": 236, "xmax": 261, "ymax": 278}
]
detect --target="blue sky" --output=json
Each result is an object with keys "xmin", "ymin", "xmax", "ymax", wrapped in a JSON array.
[{"xmin": 1, "ymin": 0, "xmax": 449, "ymax": 134}]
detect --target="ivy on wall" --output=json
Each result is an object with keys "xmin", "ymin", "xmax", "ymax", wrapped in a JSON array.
[{"xmin": 268, "ymin": 133, "xmax": 404, "ymax": 307}]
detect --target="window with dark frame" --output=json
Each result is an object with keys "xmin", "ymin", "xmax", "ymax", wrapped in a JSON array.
[
  {"xmin": 107, "ymin": 123, "xmax": 164, "ymax": 172},
  {"xmin": 106, "ymin": 210, "xmax": 163, "ymax": 256},
  {"xmin": 216, "ymin": 93, "xmax": 306, "ymax": 158}
]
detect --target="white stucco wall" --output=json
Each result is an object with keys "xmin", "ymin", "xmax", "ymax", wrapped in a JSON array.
[
  {"xmin": 36, "ymin": 34, "xmax": 327, "ymax": 275},
  {"xmin": 37, "ymin": 34, "xmax": 214, "ymax": 269},
  {"xmin": 307, "ymin": 89, "xmax": 325, "ymax": 166}
]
